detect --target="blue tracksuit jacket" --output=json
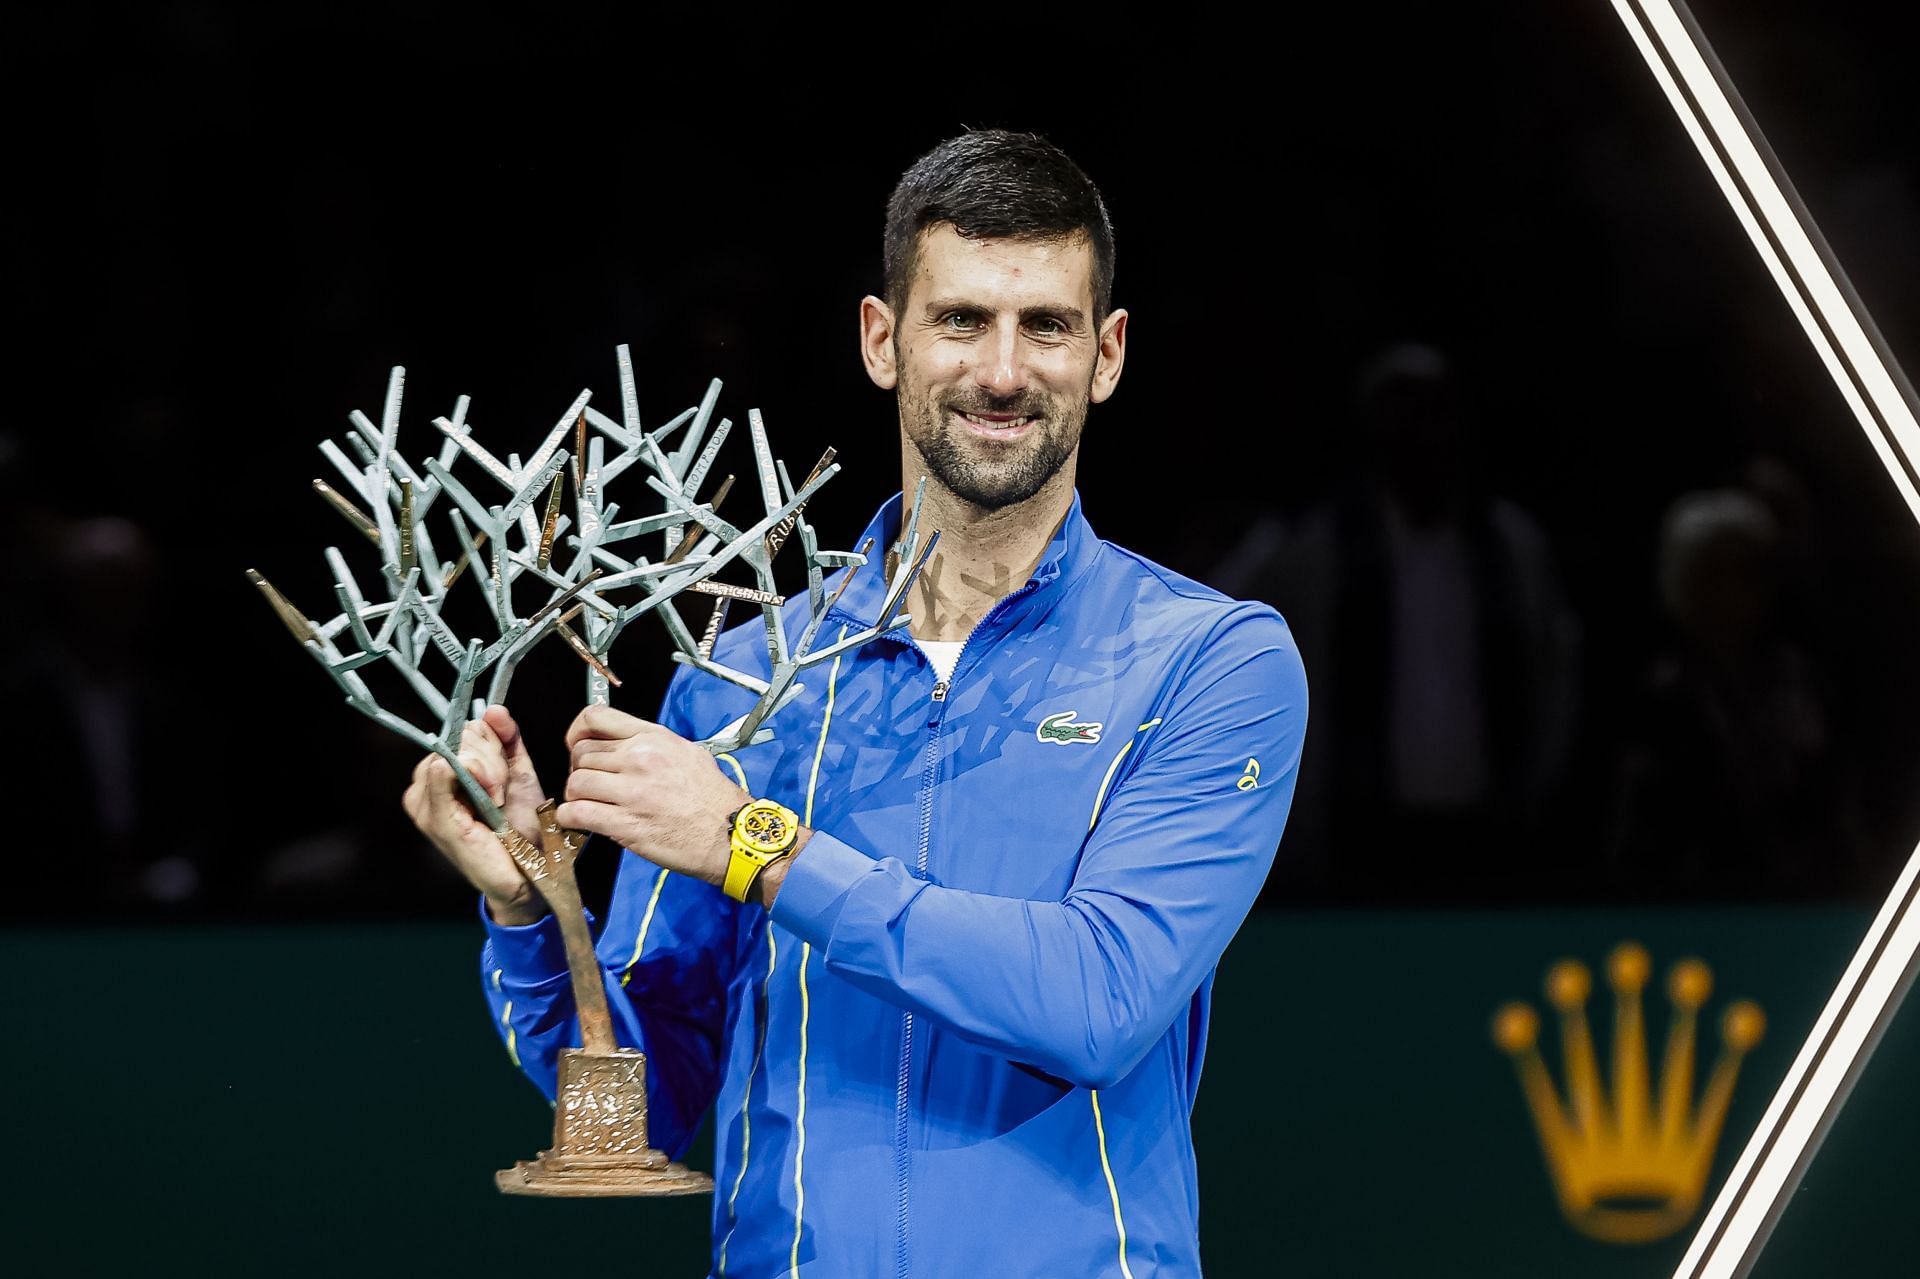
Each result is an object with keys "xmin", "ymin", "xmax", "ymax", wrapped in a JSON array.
[{"xmin": 481, "ymin": 490, "xmax": 1308, "ymax": 1277}]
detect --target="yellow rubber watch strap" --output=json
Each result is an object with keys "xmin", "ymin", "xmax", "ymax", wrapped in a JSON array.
[{"xmin": 723, "ymin": 839, "xmax": 780, "ymax": 902}]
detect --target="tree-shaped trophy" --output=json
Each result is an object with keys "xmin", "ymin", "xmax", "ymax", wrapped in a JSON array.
[{"xmin": 248, "ymin": 346, "xmax": 936, "ymax": 1196}]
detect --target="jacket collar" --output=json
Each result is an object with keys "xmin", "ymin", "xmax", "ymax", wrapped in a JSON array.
[{"xmin": 825, "ymin": 488, "xmax": 1097, "ymax": 631}]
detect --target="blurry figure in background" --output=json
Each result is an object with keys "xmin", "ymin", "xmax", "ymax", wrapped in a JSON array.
[
  {"xmin": 1214, "ymin": 344, "xmax": 1579, "ymax": 899},
  {"xmin": 249, "ymin": 715, "xmax": 466, "ymax": 917},
  {"xmin": 1608, "ymin": 485, "xmax": 1866, "ymax": 896},
  {"xmin": 4, "ymin": 514, "xmax": 207, "ymax": 912}
]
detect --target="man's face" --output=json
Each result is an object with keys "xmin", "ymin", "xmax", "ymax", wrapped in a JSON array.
[{"xmin": 867, "ymin": 223, "xmax": 1124, "ymax": 511}]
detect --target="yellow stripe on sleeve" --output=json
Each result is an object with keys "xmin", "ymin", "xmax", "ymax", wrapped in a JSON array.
[
  {"xmin": 717, "ymin": 926, "xmax": 779, "ymax": 1278},
  {"xmin": 620, "ymin": 751, "xmax": 749, "ymax": 989},
  {"xmin": 715, "ymin": 752, "xmax": 750, "ymax": 792},
  {"xmin": 1091, "ymin": 1089, "xmax": 1137, "ymax": 1279},
  {"xmin": 723, "ymin": 636, "xmax": 843, "ymax": 1277},
  {"xmin": 804, "ymin": 631, "xmax": 847, "ymax": 826},
  {"xmin": 788, "ymin": 632, "xmax": 841, "ymax": 1277},
  {"xmin": 1088, "ymin": 719, "xmax": 1161, "ymax": 831},
  {"xmin": 491, "ymin": 968, "xmax": 520, "ymax": 1068},
  {"xmin": 790, "ymin": 941, "xmax": 813, "ymax": 1279},
  {"xmin": 617, "ymin": 868, "xmax": 671, "ymax": 989}
]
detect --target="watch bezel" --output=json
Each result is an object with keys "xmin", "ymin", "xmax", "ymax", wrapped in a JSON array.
[{"xmin": 732, "ymin": 798, "xmax": 798, "ymax": 857}]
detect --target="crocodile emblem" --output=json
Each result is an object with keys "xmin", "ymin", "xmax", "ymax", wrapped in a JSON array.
[{"xmin": 1036, "ymin": 711, "xmax": 1104, "ymax": 745}]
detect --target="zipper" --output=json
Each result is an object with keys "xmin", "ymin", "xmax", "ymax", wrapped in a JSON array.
[
  {"xmin": 895, "ymin": 706, "xmax": 941, "ymax": 1279},
  {"xmin": 891, "ymin": 579, "xmax": 1041, "ymax": 1279}
]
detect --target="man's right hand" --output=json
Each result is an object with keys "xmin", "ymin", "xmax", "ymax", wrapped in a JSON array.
[{"xmin": 402, "ymin": 704, "xmax": 551, "ymax": 927}]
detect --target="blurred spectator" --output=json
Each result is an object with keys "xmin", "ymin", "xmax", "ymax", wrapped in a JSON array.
[
  {"xmin": 1607, "ymin": 482, "xmax": 1867, "ymax": 896},
  {"xmin": 4, "ymin": 514, "xmax": 207, "ymax": 913},
  {"xmin": 1213, "ymin": 344, "xmax": 1581, "ymax": 900},
  {"xmin": 1, "ymin": 501, "xmax": 465, "ymax": 919}
]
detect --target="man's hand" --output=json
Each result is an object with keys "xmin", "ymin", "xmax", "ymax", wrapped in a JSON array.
[
  {"xmin": 558, "ymin": 705, "xmax": 749, "ymax": 889},
  {"xmin": 402, "ymin": 704, "xmax": 550, "ymax": 926}
]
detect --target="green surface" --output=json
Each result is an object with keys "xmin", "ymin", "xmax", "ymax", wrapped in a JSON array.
[{"xmin": 3, "ymin": 909, "xmax": 1914, "ymax": 1276}]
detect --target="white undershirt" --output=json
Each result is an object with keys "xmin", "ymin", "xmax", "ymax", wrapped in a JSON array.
[{"xmin": 918, "ymin": 639, "xmax": 965, "ymax": 683}]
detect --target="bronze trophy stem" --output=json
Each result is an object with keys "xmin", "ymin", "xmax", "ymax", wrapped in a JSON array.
[
  {"xmin": 500, "ymin": 807, "xmax": 614, "ymax": 1056},
  {"xmin": 491, "ymin": 801, "xmax": 712, "ymax": 1196}
]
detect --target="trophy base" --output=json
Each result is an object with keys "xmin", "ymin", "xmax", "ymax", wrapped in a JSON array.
[
  {"xmin": 495, "ymin": 1040, "xmax": 713, "ymax": 1196},
  {"xmin": 496, "ymin": 1150, "xmax": 715, "ymax": 1198}
]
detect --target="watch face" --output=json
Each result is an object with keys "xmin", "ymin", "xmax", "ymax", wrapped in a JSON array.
[{"xmin": 738, "ymin": 803, "xmax": 793, "ymax": 854}]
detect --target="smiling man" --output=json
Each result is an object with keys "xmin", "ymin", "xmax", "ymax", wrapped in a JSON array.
[{"xmin": 405, "ymin": 130, "xmax": 1308, "ymax": 1278}]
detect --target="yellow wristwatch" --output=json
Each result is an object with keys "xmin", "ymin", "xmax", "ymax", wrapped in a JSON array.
[{"xmin": 723, "ymin": 798, "xmax": 801, "ymax": 903}]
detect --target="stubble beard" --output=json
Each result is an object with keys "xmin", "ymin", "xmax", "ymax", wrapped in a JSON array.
[{"xmin": 898, "ymin": 372, "xmax": 1089, "ymax": 512}]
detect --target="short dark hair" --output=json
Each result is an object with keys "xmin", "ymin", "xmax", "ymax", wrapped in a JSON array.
[{"xmin": 883, "ymin": 130, "xmax": 1116, "ymax": 323}]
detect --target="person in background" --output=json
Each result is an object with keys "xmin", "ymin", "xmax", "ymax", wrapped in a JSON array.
[
  {"xmin": 1608, "ymin": 484, "xmax": 1866, "ymax": 896},
  {"xmin": 1213, "ymin": 343, "xmax": 1579, "ymax": 900}
]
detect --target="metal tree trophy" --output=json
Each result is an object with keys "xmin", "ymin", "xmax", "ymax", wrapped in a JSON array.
[{"xmin": 248, "ymin": 346, "xmax": 935, "ymax": 1197}]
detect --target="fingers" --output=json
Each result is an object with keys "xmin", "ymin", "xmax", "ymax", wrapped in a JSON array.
[
  {"xmin": 565, "ymin": 704, "xmax": 652, "ymax": 750},
  {"xmin": 465, "ymin": 717, "xmax": 502, "ymax": 752},
  {"xmin": 407, "ymin": 753, "xmax": 456, "ymax": 803},
  {"xmin": 403, "ymin": 754, "xmax": 479, "ymax": 840},
  {"xmin": 563, "ymin": 767, "xmax": 626, "ymax": 804},
  {"xmin": 569, "ymin": 737, "xmax": 631, "ymax": 772},
  {"xmin": 554, "ymin": 798, "xmax": 623, "ymax": 836},
  {"xmin": 498, "ymin": 718, "xmax": 545, "ymax": 794},
  {"xmin": 402, "ymin": 755, "xmax": 434, "ymax": 824},
  {"xmin": 401, "ymin": 745, "xmax": 536, "ymax": 905},
  {"xmin": 423, "ymin": 757, "xmax": 465, "ymax": 818},
  {"xmin": 465, "ymin": 706, "xmax": 546, "ymax": 818},
  {"xmin": 459, "ymin": 722, "xmax": 508, "ymax": 801}
]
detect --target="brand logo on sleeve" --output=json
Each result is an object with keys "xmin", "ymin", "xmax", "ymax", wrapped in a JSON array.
[{"xmin": 1036, "ymin": 710, "xmax": 1104, "ymax": 745}]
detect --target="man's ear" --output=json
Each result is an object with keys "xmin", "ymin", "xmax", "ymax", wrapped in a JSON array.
[
  {"xmin": 860, "ymin": 295, "xmax": 899, "ymax": 390},
  {"xmin": 1090, "ymin": 308, "xmax": 1128, "ymax": 405}
]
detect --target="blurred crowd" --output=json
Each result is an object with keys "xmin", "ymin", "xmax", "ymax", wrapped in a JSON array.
[
  {"xmin": 5, "ymin": 336, "xmax": 1914, "ymax": 922},
  {"xmin": 1213, "ymin": 345, "xmax": 1883, "ymax": 905}
]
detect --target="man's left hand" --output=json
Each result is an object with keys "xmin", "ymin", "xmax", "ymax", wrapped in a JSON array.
[{"xmin": 558, "ymin": 705, "xmax": 743, "ymax": 888}]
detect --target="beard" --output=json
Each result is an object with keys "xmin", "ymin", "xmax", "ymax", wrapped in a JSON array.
[{"xmin": 897, "ymin": 374, "xmax": 1088, "ymax": 511}]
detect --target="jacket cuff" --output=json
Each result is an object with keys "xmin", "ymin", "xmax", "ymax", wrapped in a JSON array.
[
  {"xmin": 478, "ymin": 895, "xmax": 575, "ymax": 984},
  {"xmin": 768, "ymin": 830, "xmax": 870, "ymax": 947}
]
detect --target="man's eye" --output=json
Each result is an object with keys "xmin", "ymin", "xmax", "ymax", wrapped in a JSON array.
[
  {"xmin": 944, "ymin": 313, "xmax": 982, "ymax": 331},
  {"xmin": 1030, "ymin": 317, "xmax": 1064, "ymax": 335}
]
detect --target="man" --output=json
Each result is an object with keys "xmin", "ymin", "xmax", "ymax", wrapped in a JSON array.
[
  {"xmin": 404, "ymin": 130, "xmax": 1307, "ymax": 1278},
  {"xmin": 1212, "ymin": 345, "xmax": 1578, "ymax": 899}
]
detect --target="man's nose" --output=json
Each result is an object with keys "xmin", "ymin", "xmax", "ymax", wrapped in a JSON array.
[{"xmin": 973, "ymin": 326, "xmax": 1027, "ymax": 397}]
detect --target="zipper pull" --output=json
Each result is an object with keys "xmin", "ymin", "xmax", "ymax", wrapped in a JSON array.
[{"xmin": 931, "ymin": 680, "xmax": 949, "ymax": 702}]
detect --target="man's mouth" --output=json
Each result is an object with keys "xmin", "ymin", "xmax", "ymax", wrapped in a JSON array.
[{"xmin": 953, "ymin": 409, "xmax": 1038, "ymax": 438}]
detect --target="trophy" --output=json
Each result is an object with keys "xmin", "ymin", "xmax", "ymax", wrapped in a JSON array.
[{"xmin": 249, "ymin": 347, "xmax": 935, "ymax": 1196}]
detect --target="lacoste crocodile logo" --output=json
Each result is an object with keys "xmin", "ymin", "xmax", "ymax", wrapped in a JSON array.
[{"xmin": 1037, "ymin": 710, "xmax": 1104, "ymax": 745}]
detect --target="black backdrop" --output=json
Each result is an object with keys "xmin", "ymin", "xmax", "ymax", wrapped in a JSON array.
[{"xmin": 8, "ymin": 1, "xmax": 1920, "ymax": 919}]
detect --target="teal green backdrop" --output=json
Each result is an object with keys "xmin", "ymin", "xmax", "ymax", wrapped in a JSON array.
[{"xmin": 5, "ymin": 909, "xmax": 1914, "ymax": 1276}]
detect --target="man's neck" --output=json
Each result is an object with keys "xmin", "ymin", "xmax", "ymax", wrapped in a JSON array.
[{"xmin": 897, "ymin": 457, "xmax": 1077, "ymax": 644}]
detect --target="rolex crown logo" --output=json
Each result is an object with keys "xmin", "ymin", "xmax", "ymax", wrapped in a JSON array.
[{"xmin": 1491, "ymin": 942, "xmax": 1766, "ymax": 1244}]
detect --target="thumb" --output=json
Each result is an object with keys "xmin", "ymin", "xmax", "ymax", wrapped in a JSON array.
[
  {"xmin": 489, "ymin": 708, "xmax": 544, "ymax": 795},
  {"xmin": 483, "ymin": 704, "xmax": 522, "ymax": 750}
]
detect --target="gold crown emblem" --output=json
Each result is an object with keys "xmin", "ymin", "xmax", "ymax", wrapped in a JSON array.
[{"xmin": 1491, "ymin": 942, "xmax": 1766, "ymax": 1244}]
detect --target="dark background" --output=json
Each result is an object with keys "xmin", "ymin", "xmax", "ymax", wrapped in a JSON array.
[
  {"xmin": 11, "ymin": 1, "xmax": 1920, "ymax": 922},
  {"xmin": 8, "ymin": 3, "xmax": 1920, "ymax": 1275}
]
